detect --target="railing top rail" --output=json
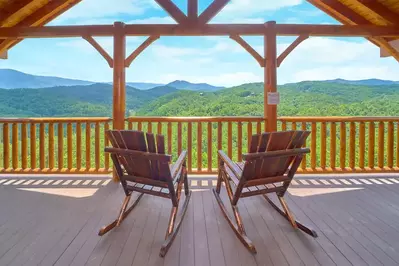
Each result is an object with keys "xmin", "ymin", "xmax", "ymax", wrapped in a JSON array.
[
  {"xmin": 0, "ymin": 117, "xmax": 112, "ymax": 123},
  {"xmin": 279, "ymin": 116, "xmax": 399, "ymax": 122},
  {"xmin": 126, "ymin": 116, "xmax": 266, "ymax": 122}
]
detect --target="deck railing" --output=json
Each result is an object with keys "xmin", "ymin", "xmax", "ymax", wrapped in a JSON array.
[
  {"xmin": 1, "ymin": 116, "xmax": 398, "ymax": 174},
  {"xmin": 0, "ymin": 118, "xmax": 112, "ymax": 173}
]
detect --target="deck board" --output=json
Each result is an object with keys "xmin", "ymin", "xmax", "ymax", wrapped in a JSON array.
[{"xmin": 1, "ymin": 175, "xmax": 399, "ymax": 265}]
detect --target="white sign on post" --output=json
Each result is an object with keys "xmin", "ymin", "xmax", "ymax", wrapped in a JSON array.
[{"xmin": 267, "ymin": 92, "xmax": 280, "ymax": 105}]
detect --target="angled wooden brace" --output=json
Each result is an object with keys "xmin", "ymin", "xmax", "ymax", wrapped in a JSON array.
[
  {"xmin": 154, "ymin": 0, "xmax": 188, "ymax": 24},
  {"xmin": 357, "ymin": 0, "xmax": 399, "ymax": 25},
  {"xmin": 125, "ymin": 35, "xmax": 160, "ymax": 67},
  {"xmin": 198, "ymin": 0, "xmax": 230, "ymax": 24},
  {"xmin": 374, "ymin": 37, "xmax": 399, "ymax": 62},
  {"xmin": 230, "ymin": 35, "xmax": 265, "ymax": 67},
  {"xmin": 82, "ymin": 35, "xmax": 113, "ymax": 68},
  {"xmin": 277, "ymin": 35, "xmax": 308, "ymax": 67}
]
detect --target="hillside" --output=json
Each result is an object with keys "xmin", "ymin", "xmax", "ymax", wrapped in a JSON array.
[
  {"xmin": 0, "ymin": 83, "xmax": 177, "ymax": 117},
  {"xmin": 137, "ymin": 81, "xmax": 399, "ymax": 117},
  {"xmin": 166, "ymin": 80, "xmax": 224, "ymax": 92}
]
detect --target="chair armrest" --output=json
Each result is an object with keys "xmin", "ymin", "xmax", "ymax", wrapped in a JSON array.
[
  {"xmin": 218, "ymin": 150, "xmax": 242, "ymax": 180},
  {"xmin": 171, "ymin": 150, "xmax": 188, "ymax": 181}
]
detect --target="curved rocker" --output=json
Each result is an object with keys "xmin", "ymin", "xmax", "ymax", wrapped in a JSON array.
[
  {"xmin": 98, "ymin": 193, "xmax": 144, "ymax": 236},
  {"xmin": 214, "ymin": 131, "xmax": 317, "ymax": 253},
  {"xmin": 212, "ymin": 188, "xmax": 257, "ymax": 253},
  {"xmin": 160, "ymin": 190, "xmax": 192, "ymax": 257},
  {"xmin": 262, "ymin": 194, "xmax": 317, "ymax": 238}
]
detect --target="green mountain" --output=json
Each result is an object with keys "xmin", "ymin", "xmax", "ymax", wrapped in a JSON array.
[
  {"xmin": 0, "ymin": 83, "xmax": 177, "ymax": 117},
  {"xmin": 166, "ymin": 80, "xmax": 224, "ymax": 92},
  {"xmin": 136, "ymin": 81, "xmax": 399, "ymax": 117}
]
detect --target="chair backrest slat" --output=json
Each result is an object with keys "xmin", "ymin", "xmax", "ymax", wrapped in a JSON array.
[
  {"xmin": 244, "ymin": 131, "xmax": 310, "ymax": 180},
  {"xmin": 106, "ymin": 130, "xmax": 171, "ymax": 182}
]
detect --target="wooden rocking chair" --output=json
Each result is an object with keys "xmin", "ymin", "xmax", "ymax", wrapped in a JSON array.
[
  {"xmin": 213, "ymin": 130, "xmax": 317, "ymax": 253},
  {"xmin": 99, "ymin": 130, "xmax": 191, "ymax": 257}
]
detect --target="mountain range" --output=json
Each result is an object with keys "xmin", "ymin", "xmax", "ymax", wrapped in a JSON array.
[{"xmin": 0, "ymin": 69, "xmax": 224, "ymax": 91}]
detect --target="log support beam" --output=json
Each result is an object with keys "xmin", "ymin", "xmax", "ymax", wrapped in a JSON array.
[
  {"xmin": 125, "ymin": 35, "xmax": 160, "ymax": 67},
  {"xmin": 198, "ymin": 0, "xmax": 230, "ymax": 24},
  {"xmin": 83, "ymin": 35, "xmax": 114, "ymax": 67},
  {"xmin": 357, "ymin": 0, "xmax": 399, "ymax": 25},
  {"xmin": 277, "ymin": 35, "xmax": 308, "ymax": 67},
  {"xmin": 154, "ymin": 0, "xmax": 188, "ymax": 24},
  {"xmin": 229, "ymin": 35, "xmax": 264, "ymax": 67},
  {"xmin": 265, "ymin": 21, "xmax": 278, "ymax": 132}
]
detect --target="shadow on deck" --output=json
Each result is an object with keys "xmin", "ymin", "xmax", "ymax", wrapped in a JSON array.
[{"xmin": 1, "ymin": 174, "xmax": 399, "ymax": 266}]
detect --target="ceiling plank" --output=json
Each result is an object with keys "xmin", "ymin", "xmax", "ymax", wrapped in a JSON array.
[
  {"xmin": 356, "ymin": 0, "xmax": 399, "ymax": 25},
  {"xmin": 0, "ymin": 0, "xmax": 81, "ymax": 54},
  {"xmin": 0, "ymin": 0, "xmax": 45, "ymax": 27},
  {"xmin": 154, "ymin": 0, "xmax": 187, "ymax": 24},
  {"xmin": 197, "ymin": 0, "xmax": 230, "ymax": 24}
]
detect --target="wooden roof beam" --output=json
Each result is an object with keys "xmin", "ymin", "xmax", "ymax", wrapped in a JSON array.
[
  {"xmin": 125, "ymin": 35, "xmax": 160, "ymax": 67},
  {"xmin": 82, "ymin": 35, "xmax": 113, "ymax": 67},
  {"xmin": 187, "ymin": 0, "xmax": 198, "ymax": 22},
  {"xmin": 0, "ymin": 51, "xmax": 7, "ymax": 59},
  {"xmin": 154, "ymin": 0, "xmax": 188, "ymax": 24},
  {"xmin": 0, "ymin": 0, "xmax": 42, "ymax": 27},
  {"xmin": 356, "ymin": 0, "xmax": 399, "ymax": 25},
  {"xmin": 277, "ymin": 35, "xmax": 308, "ymax": 67},
  {"xmin": 230, "ymin": 35, "xmax": 264, "ymax": 67},
  {"xmin": 375, "ymin": 37, "xmax": 399, "ymax": 62},
  {"xmin": 1, "ymin": 24, "xmax": 399, "ymax": 38},
  {"xmin": 0, "ymin": 0, "xmax": 81, "ymax": 54},
  {"xmin": 198, "ymin": 0, "xmax": 230, "ymax": 24}
]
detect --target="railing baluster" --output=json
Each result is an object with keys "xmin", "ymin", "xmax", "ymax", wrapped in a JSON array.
[
  {"xmin": 39, "ymin": 123, "xmax": 45, "ymax": 169},
  {"xmin": 387, "ymin": 121, "xmax": 394, "ymax": 168},
  {"xmin": 378, "ymin": 121, "xmax": 384, "ymax": 168},
  {"xmin": 76, "ymin": 122, "xmax": 82, "ymax": 170},
  {"xmin": 188, "ymin": 122, "xmax": 192, "ymax": 172},
  {"xmin": 207, "ymin": 122, "xmax": 212, "ymax": 172},
  {"xmin": 281, "ymin": 121, "xmax": 286, "ymax": 131},
  {"xmin": 128, "ymin": 121, "xmax": 133, "ymax": 130},
  {"xmin": 30, "ymin": 123, "xmax": 36, "ymax": 169},
  {"xmin": 21, "ymin": 123, "xmax": 27, "ymax": 169},
  {"xmin": 292, "ymin": 122, "xmax": 297, "ymax": 130},
  {"xmin": 359, "ymin": 122, "xmax": 365, "ymax": 169},
  {"xmin": 67, "ymin": 123, "xmax": 73, "ymax": 170},
  {"xmin": 238, "ymin": 122, "xmax": 242, "ymax": 161},
  {"xmin": 95, "ymin": 122, "xmax": 100, "ymax": 170},
  {"xmin": 58, "ymin": 123, "xmax": 63, "ymax": 170},
  {"xmin": 368, "ymin": 122, "xmax": 375, "ymax": 169},
  {"xmin": 397, "ymin": 122, "xmax": 399, "ymax": 168},
  {"xmin": 3, "ymin": 123, "xmax": 9, "ymax": 169},
  {"xmin": 167, "ymin": 122, "xmax": 172, "ymax": 155},
  {"xmin": 48, "ymin": 123, "xmax": 54, "ymax": 169},
  {"xmin": 301, "ymin": 122, "xmax": 307, "ymax": 170},
  {"xmin": 256, "ymin": 122, "xmax": 261, "ymax": 134},
  {"xmin": 197, "ymin": 122, "xmax": 202, "ymax": 172},
  {"xmin": 178, "ymin": 122, "xmax": 182, "ymax": 155},
  {"xmin": 247, "ymin": 122, "xmax": 252, "ymax": 152},
  {"xmin": 12, "ymin": 123, "xmax": 18, "ymax": 169},
  {"xmin": 157, "ymin": 122, "xmax": 162, "ymax": 135},
  {"xmin": 86, "ymin": 122, "xmax": 91, "ymax": 170},
  {"xmin": 320, "ymin": 122, "xmax": 326, "ymax": 169},
  {"xmin": 228, "ymin": 122, "xmax": 232, "ymax": 158},
  {"xmin": 330, "ymin": 122, "xmax": 336, "ymax": 170},
  {"xmin": 340, "ymin": 122, "xmax": 346, "ymax": 170},
  {"xmin": 349, "ymin": 122, "xmax": 356, "ymax": 169},
  {"xmin": 311, "ymin": 122, "xmax": 316, "ymax": 170},
  {"xmin": 218, "ymin": 121, "xmax": 222, "ymax": 151},
  {"xmin": 104, "ymin": 122, "xmax": 109, "ymax": 170}
]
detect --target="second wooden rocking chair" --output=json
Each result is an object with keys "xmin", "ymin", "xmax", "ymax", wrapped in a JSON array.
[
  {"xmin": 99, "ymin": 130, "xmax": 191, "ymax": 257},
  {"xmin": 213, "ymin": 130, "xmax": 317, "ymax": 253}
]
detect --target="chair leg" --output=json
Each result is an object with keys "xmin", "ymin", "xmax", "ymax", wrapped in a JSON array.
[
  {"xmin": 159, "ymin": 190, "xmax": 192, "ymax": 257},
  {"xmin": 262, "ymin": 194, "xmax": 318, "ymax": 238},
  {"xmin": 98, "ymin": 193, "xmax": 144, "ymax": 236},
  {"xmin": 212, "ymin": 188, "xmax": 257, "ymax": 254},
  {"xmin": 216, "ymin": 169, "xmax": 223, "ymax": 193}
]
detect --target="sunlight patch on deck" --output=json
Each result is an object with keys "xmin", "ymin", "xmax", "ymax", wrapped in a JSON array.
[
  {"xmin": 16, "ymin": 188, "xmax": 98, "ymax": 198},
  {"xmin": 288, "ymin": 187, "xmax": 363, "ymax": 197}
]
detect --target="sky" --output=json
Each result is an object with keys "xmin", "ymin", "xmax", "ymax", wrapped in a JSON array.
[{"xmin": 1, "ymin": 0, "xmax": 399, "ymax": 87}]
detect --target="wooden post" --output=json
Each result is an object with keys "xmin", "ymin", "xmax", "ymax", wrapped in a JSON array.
[
  {"xmin": 264, "ymin": 21, "xmax": 278, "ymax": 132},
  {"xmin": 113, "ymin": 22, "xmax": 126, "ymax": 130}
]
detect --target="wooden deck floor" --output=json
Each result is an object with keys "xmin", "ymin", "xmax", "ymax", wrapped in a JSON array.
[{"xmin": 1, "ymin": 174, "xmax": 399, "ymax": 266}]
